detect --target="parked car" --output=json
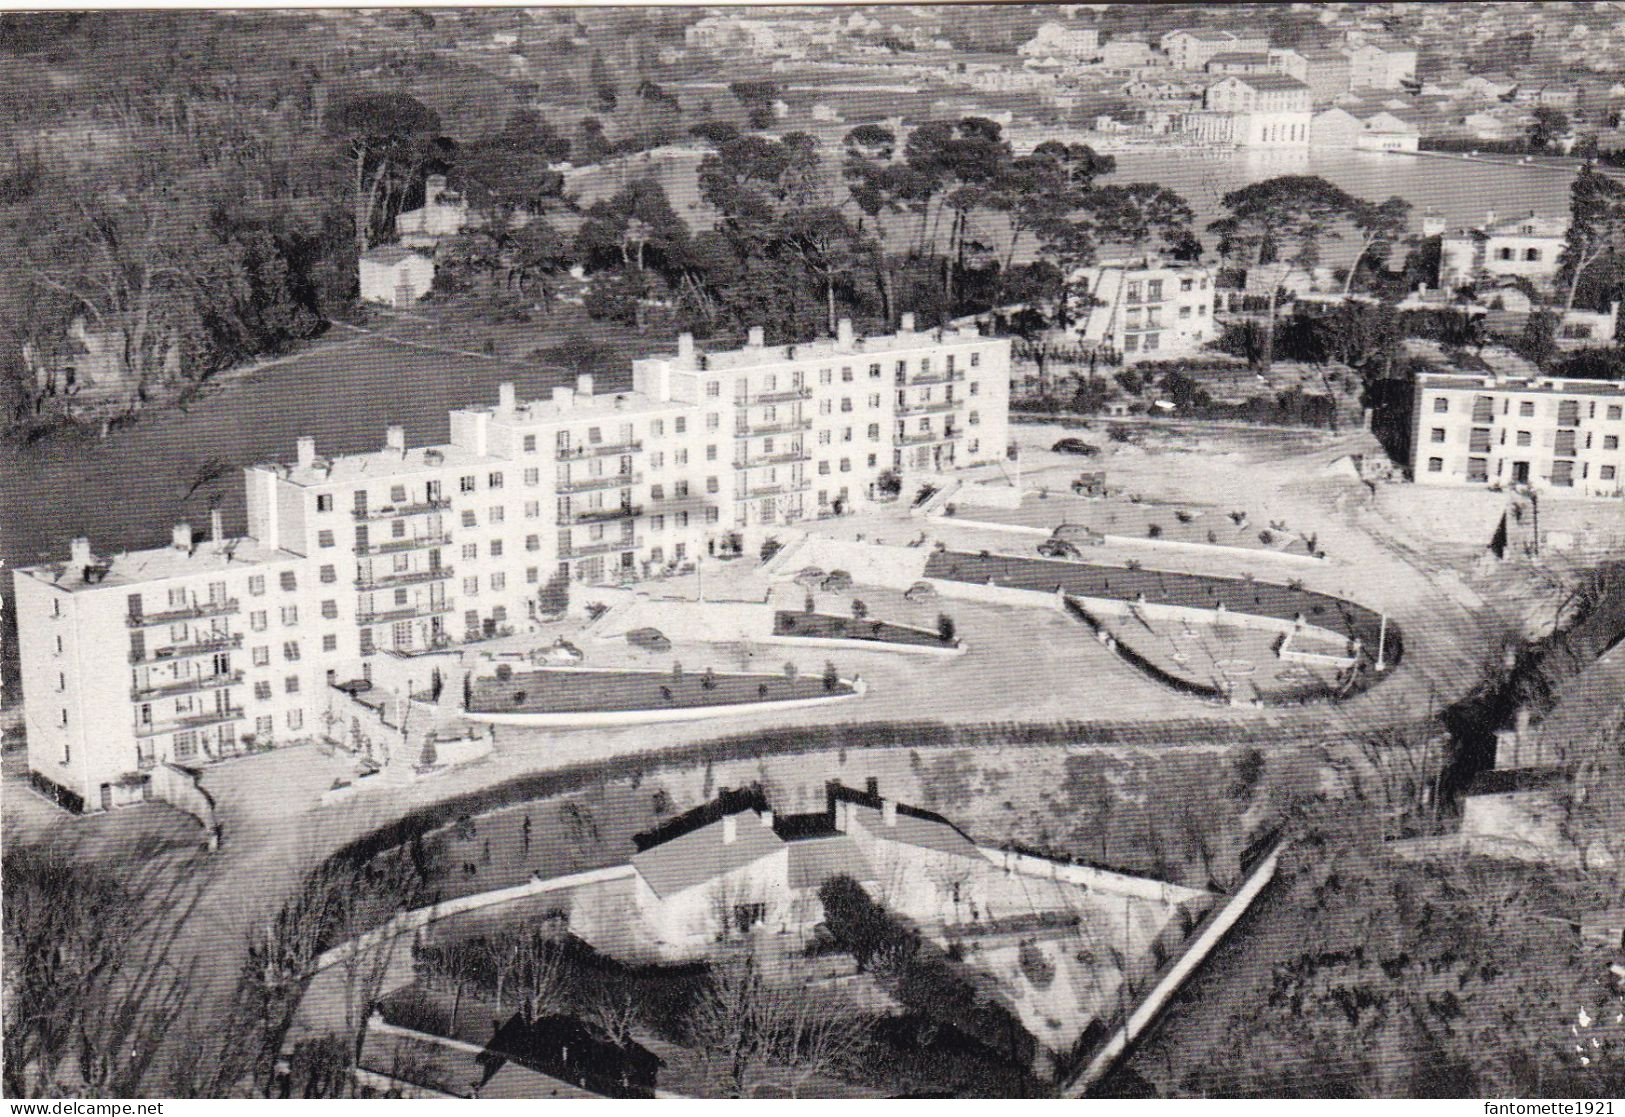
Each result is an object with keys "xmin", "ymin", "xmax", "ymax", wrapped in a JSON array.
[
  {"xmin": 530, "ymin": 639, "xmax": 584, "ymax": 666},
  {"xmin": 904, "ymin": 581, "xmax": 937, "ymax": 602},
  {"xmin": 1038, "ymin": 538, "xmax": 1084, "ymax": 559},
  {"xmin": 793, "ymin": 566, "xmax": 826, "ymax": 588},
  {"xmin": 820, "ymin": 570, "xmax": 853, "ymax": 592},
  {"xmin": 626, "ymin": 627, "xmax": 671, "ymax": 652},
  {"xmin": 1052, "ymin": 437, "xmax": 1100, "ymax": 457},
  {"xmin": 1052, "ymin": 523, "xmax": 1106, "ymax": 547}
]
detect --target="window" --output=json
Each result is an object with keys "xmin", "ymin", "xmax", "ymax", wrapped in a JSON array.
[
  {"xmin": 490, "ymin": 539, "xmax": 504, "ymax": 558},
  {"xmin": 1605, "ymin": 435, "xmax": 1620, "ymax": 451},
  {"xmin": 1609, "ymin": 405, "xmax": 1622, "ymax": 421},
  {"xmin": 256, "ymin": 716, "xmax": 273, "ymax": 738},
  {"xmin": 1551, "ymin": 459, "xmax": 1575, "ymax": 487},
  {"xmin": 321, "ymin": 600, "xmax": 338, "ymax": 620},
  {"xmin": 489, "ymin": 506, "xmax": 505, "ymax": 524},
  {"xmin": 1516, "ymin": 430, "xmax": 1532, "ymax": 447},
  {"xmin": 283, "ymin": 640, "xmax": 300, "ymax": 662},
  {"xmin": 317, "ymin": 530, "xmax": 334, "ymax": 549},
  {"xmin": 818, "ymin": 460, "xmax": 831, "ymax": 475},
  {"xmin": 463, "ymin": 576, "xmax": 479, "ymax": 596},
  {"xmin": 462, "ymin": 543, "xmax": 478, "ymax": 560},
  {"xmin": 706, "ymin": 380, "xmax": 720, "ymax": 398},
  {"xmin": 526, "ymin": 567, "xmax": 539, "ymax": 584},
  {"xmin": 1427, "ymin": 457, "xmax": 1443, "ymax": 473},
  {"xmin": 287, "ymin": 709, "xmax": 303, "ymax": 731},
  {"xmin": 868, "ymin": 393, "xmax": 881, "ymax": 408},
  {"xmin": 706, "ymin": 444, "xmax": 717, "ymax": 461},
  {"xmin": 1471, "ymin": 396, "xmax": 1495, "ymax": 423},
  {"xmin": 1123, "ymin": 335, "xmax": 1139, "ymax": 353},
  {"xmin": 841, "ymin": 398, "xmax": 853, "ymax": 412},
  {"xmin": 1469, "ymin": 427, "xmax": 1492, "ymax": 453},
  {"xmin": 1519, "ymin": 401, "xmax": 1535, "ymax": 417},
  {"xmin": 460, "ymin": 475, "xmax": 476, "ymax": 493},
  {"xmin": 488, "ymin": 472, "xmax": 504, "ymax": 489},
  {"xmin": 1430, "ymin": 428, "xmax": 1446, "ymax": 443},
  {"xmin": 316, "ymin": 493, "xmax": 333, "ymax": 513},
  {"xmin": 461, "ymin": 510, "xmax": 477, "ymax": 528},
  {"xmin": 524, "ymin": 467, "xmax": 539, "ymax": 486},
  {"xmin": 674, "ymin": 417, "xmax": 686, "ymax": 434},
  {"xmin": 248, "ymin": 575, "xmax": 265, "ymax": 596},
  {"xmin": 252, "ymin": 645, "xmax": 270, "ymax": 667},
  {"xmin": 280, "ymin": 606, "xmax": 298, "ymax": 626},
  {"xmin": 253, "ymin": 680, "xmax": 272, "ymax": 701},
  {"xmin": 651, "ymin": 483, "xmax": 665, "ymax": 500},
  {"xmin": 839, "ymin": 458, "xmax": 852, "ymax": 473},
  {"xmin": 675, "ymin": 480, "xmax": 690, "ymax": 498},
  {"xmin": 491, "ymin": 573, "xmax": 506, "ymax": 591},
  {"xmin": 321, "ymin": 633, "xmax": 338, "ymax": 653},
  {"xmin": 1467, "ymin": 457, "xmax": 1489, "ymax": 482},
  {"xmin": 868, "ymin": 423, "xmax": 880, "ymax": 440},
  {"xmin": 651, "ymin": 514, "xmax": 665, "ymax": 530},
  {"xmin": 524, "ymin": 500, "xmax": 540, "ymax": 519},
  {"xmin": 706, "ymin": 476, "xmax": 719, "ymax": 494},
  {"xmin": 969, "ymin": 411, "xmax": 981, "ymax": 425},
  {"xmin": 1555, "ymin": 430, "xmax": 1578, "ymax": 457},
  {"xmin": 707, "ymin": 412, "xmax": 720, "ymax": 431},
  {"xmin": 526, "ymin": 534, "xmax": 540, "ymax": 552},
  {"xmin": 970, "ymin": 351, "xmax": 980, "ymax": 367},
  {"xmin": 1179, "ymin": 305, "xmax": 1192, "ymax": 320},
  {"xmin": 1433, "ymin": 397, "xmax": 1449, "ymax": 413},
  {"xmin": 1127, "ymin": 281, "xmax": 1142, "ymax": 303},
  {"xmin": 1525, "ymin": 248, "xmax": 1540, "ymax": 262},
  {"xmin": 1602, "ymin": 465, "xmax": 1618, "ymax": 481},
  {"xmin": 1147, "ymin": 279, "xmax": 1163, "ymax": 301},
  {"xmin": 1180, "ymin": 277, "xmax": 1194, "ymax": 292},
  {"xmin": 970, "ymin": 382, "xmax": 980, "ymax": 396},
  {"xmin": 279, "ymin": 571, "xmax": 297, "ymax": 592},
  {"xmin": 251, "ymin": 610, "xmax": 268, "ymax": 632}
]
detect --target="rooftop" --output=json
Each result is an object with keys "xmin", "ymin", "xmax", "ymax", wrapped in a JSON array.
[
  {"xmin": 1216, "ymin": 73, "xmax": 1313, "ymax": 93},
  {"xmin": 649, "ymin": 323, "xmax": 991, "ymax": 374},
  {"xmin": 255, "ymin": 441, "xmax": 498, "ymax": 488},
  {"xmin": 18, "ymin": 533, "xmax": 302, "ymax": 592},
  {"xmin": 1207, "ymin": 51, "xmax": 1272, "ymax": 65},
  {"xmin": 360, "ymin": 244, "xmax": 428, "ymax": 266},
  {"xmin": 1417, "ymin": 372, "xmax": 1625, "ymax": 398},
  {"xmin": 630, "ymin": 807, "xmax": 785, "ymax": 899}
]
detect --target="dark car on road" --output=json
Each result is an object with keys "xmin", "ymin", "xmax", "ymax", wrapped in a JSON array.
[
  {"xmin": 1038, "ymin": 538, "xmax": 1084, "ymax": 559},
  {"xmin": 1052, "ymin": 437, "xmax": 1100, "ymax": 456}
]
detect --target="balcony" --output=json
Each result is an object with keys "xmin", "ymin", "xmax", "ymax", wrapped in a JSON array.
[
  {"xmin": 560, "ymin": 538, "xmax": 638, "ymax": 559},
  {"xmin": 745, "ymin": 480, "xmax": 811, "ymax": 499},
  {"xmin": 130, "ymin": 632, "xmax": 242, "ymax": 665},
  {"xmin": 897, "ymin": 398, "xmax": 960, "ymax": 416},
  {"xmin": 557, "ymin": 471, "xmax": 640, "ymax": 494},
  {"xmin": 351, "ymin": 498, "xmax": 451, "ymax": 521},
  {"xmin": 356, "ymin": 599, "xmax": 454, "ymax": 626},
  {"xmin": 354, "ymin": 532, "xmax": 452, "ymax": 556},
  {"xmin": 908, "ymin": 369, "xmax": 967, "ymax": 386},
  {"xmin": 735, "ymin": 449, "xmax": 810, "ymax": 468},
  {"xmin": 557, "ymin": 441, "xmax": 641, "ymax": 462},
  {"xmin": 355, "ymin": 565, "xmax": 454, "ymax": 591},
  {"xmin": 738, "ymin": 417, "xmax": 813, "ymax": 437},
  {"xmin": 897, "ymin": 429, "xmax": 958, "ymax": 445},
  {"xmin": 132, "ymin": 670, "xmax": 243, "ymax": 702},
  {"xmin": 747, "ymin": 386, "xmax": 813, "ymax": 404},
  {"xmin": 570, "ymin": 504, "xmax": 642, "ymax": 524},
  {"xmin": 134, "ymin": 706, "xmax": 246, "ymax": 739},
  {"xmin": 127, "ymin": 598, "xmax": 239, "ymax": 629}
]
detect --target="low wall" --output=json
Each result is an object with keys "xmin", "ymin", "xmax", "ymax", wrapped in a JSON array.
[
  {"xmin": 1083, "ymin": 595, "xmax": 1348, "ymax": 649},
  {"xmin": 926, "ymin": 576, "xmax": 1071, "ymax": 611},
  {"xmin": 775, "ymin": 536, "xmax": 932, "ymax": 590},
  {"xmin": 148, "ymin": 761, "xmax": 221, "ymax": 849},
  {"xmin": 933, "ymin": 515, "xmax": 1321, "ymax": 564},
  {"xmin": 1277, "ymin": 629, "xmax": 1359, "ymax": 670},
  {"xmin": 1063, "ymin": 837, "xmax": 1284, "ymax": 1096},
  {"xmin": 462, "ymin": 673, "xmax": 868, "ymax": 728},
  {"xmin": 370, "ymin": 648, "xmax": 461, "ymax": 701},
  {"xmin": 978, "ymin": 846, "xmax": 1211, "ymax": 907},
  {"xmin": 756, "ymin": 633, "xmax": 967, "ymax": 658}
]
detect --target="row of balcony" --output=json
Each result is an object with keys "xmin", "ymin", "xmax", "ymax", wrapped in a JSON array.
[
  {"xmin": 354, "ymin": 532, "xmax": 452, "ymax": 556},
  {"xmin": 557, "ymin": 471, "xmax": 640, "ymax": 494},
  {"xmin": 904, "ymin": 369, "xmax": 967, "ymax": 386},
  {"xmin": 745, "ymin": 480, "xmax": 811, "ymax": 499},
  {"xmin": 356, "ymin": 600, "xmax": 454, "ymax": 627},
  {"xmin": 559, "ymin": 538, "xmax": 638, "ymax": 559},
  {"xmin": 129, "ymin": 632, "xmax": 242, "ymax": 665},
  {"xmin": 735, "ymin": 449, "xmax": 810, "ymax": 468},
  {"xmin": 132, "ymin": 670, "xmax": 243, "ymax": 703},
  {"xmin": 744, "ymin": 386, "xmax": 813, "ymax": 404},
  {"xmin": 736, "ymin": 417, "xmax": 813, "ymax": 437},
  {"xmin": 557, "ymin": 440, "xmax": 641, "ymax": 462},
  {"xmin": 135, "ymin": 706, "xmax": 245, "ymax": 739},
  {"xmin": 127, "ymin": 598, "xmax": 239, "ymax": 629},
  {"xmin": 355, "ymin": 565, "xmax": 454, "ymax": 591},
  {"xmin": 897, "ymin": 398, "xmax": 960, "ymax": 416},
  {"xmin": 897, "ymin": 429, "xmax": 960, "ymax": 446},
  {"xmin": 569, "ymin": 504, "xmax": 642, "ymax": 525},
  {"xmin": 351, "ymin": 498, "xmax": 451, "ymax": 522}
]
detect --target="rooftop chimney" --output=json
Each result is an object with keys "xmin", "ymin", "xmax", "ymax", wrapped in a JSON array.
[
  {"xmin": 210, "ymin": 509, "xmax": 225, "ymax": 547},
  {"xmin": 385, "ymin": 425, "xmax": 406, "ymax": 454},
  {"xmin": 1515, "ymin": 706, "xmax": 1531, "ymax": 746},
  {"xmin": 748, "ymin": 326, "xmax": 765, "ymax": 348},
  {"xmin": 70, "ymin": 537, "xmax": 92, "ymax": 569},
  {"xmin": 882, "ymin": 798, "xmax": 897, "ymax": 828},
  {"xmin": 722, "ymin": 814, "xmax": 738, "ymax": 845},
  {"xmin": 576, "ymin": 374, "xmax": 593, "ymax": 397},
  {"xmin": 498, "ymin": 382, "xmax": 517, "ymax": 414},
  {"xmin": 832, "ymin": 800, "xmax": 849, "ymax": 833},
  {"xmin": 837, "ymin": 317, "xmax": 854, "ymax": 348},
  {"xmin": 552, "ymin": 385, "xmax": 574, "ymax": 411},
  {"xmin": 677, "ymin": 332, "xmax": 695, "ymax": 365},
  {"xmin": 296, "ymin": 436, "xmax": 316, "ymax": 469},
  {"xmin": 1483, "ymin": 209, "xmax": 1496, "ymax": 229},
  {"xmin": 900, "ymin": 312, "xmax": 916, "ymax": 333},
  {"xmin": 760, "ymin": 808, "xmax": 775, "ymax": 829},
  {"xmin": 865, "ymin": 777, "xmax": 879, "ymax": 797},
  {"xmin": 172, "ymin": 523, "xmax": 194, "ymax": 553}
]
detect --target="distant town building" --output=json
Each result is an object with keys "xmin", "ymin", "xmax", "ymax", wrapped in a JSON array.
[
  {"xmin": 1355, "ymin": 110, "xmax": 1421, "ymax": 151},
  {"xmin": 1341, "ymin": 40, "xmax": 1418, "ymax": 90},
  {"xmin": 1018, "ymin": 21, "xmax": 1100, "ymax": 59},
  {"xmin": 1438, "ymin": 211, "xmax": 1569, "ymax": 293},
  {"xmin": 1160, "ymin": 28, "xmax": 1269, "ymax": 72},
  {"xmin": 1065, "ymin": 258, "xmax": 1218, "ymax": 362},
  {"xmin": 1098, "ymin": 37, "xmax": 1156, "ymax": 69},
  {"xmin": 359, "ymin": 245, "xmax": 436, "ymax": 307},
  {"xmin": 396, "ymin": 174, "xmax": 470, "ymax": 249},
  {"xmin": 1412, "ymin": 372, "xmax": 1625, "ymax": 497},
  {"xmin": 22, "ymin": 317, "xmax": 182, "ymax": 398},
  {"xmin": 1184, "ymin": 74, "xmax": 1312, "ymax": 146},
  {"xmin": 1205, "ymin": 51, "xmax": 1274, "ymax": 76},
  {"xmin": 1268, "ymin": 47, "xmax": 1353, "ymax": 104},
  {"xmin": 1205, "ymin": 73, "xmax": 1314, "ymax": 114},
  {"xmin": 1309, "ymin": 105, "xmax": 1365, "ymax": 147}
]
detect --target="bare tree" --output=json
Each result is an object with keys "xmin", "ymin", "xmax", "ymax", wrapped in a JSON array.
[{"xmin": 587, "ymin": 978, "xmax": 644, "ymax": 1049}]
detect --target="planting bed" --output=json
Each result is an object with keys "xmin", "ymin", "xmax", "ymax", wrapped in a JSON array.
[
  {"xmin": 945, "ymin": 493, "xmax": 1318, "ymax": 558},
  {"xmin": 773, "ymin": 611, "xmax": 952, "ymax": 648},
  {"xmin": 467, "ymin": 668, "xmax": 854, "ymax": 716}
]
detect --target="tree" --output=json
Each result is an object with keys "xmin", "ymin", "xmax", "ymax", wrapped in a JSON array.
[
  {"xmin": 455, "ymin": 109, "xmax": 569, "ymax": 225},
  {"xmin": 573, "ymin": 177, "xmax": 692, "ymax": 277},
  {"xmin": 1558, "ymin": 168, "xmax": 1625, "ymax": 317},
  {"xmin": 937, "ymin": 613, "xmax": 956, "ymax": 644},
  {"xmin": 1343, "ymin": 196, "xmax": 1412, "ymax": 295},
  {"xmin": 1081, "ymin": 183, "xmax": 1196, "ymax": 261},
  {"xmin": 1528, "ymin": 106, "xmax": 1571, "ymax": 152},
  {"xmin": 324, "ymin": 92, "xmax": 442, "ymax": 256}
]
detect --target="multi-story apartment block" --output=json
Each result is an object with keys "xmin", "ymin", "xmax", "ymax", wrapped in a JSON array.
[
  {"xmin": 1159, "ymin": 29, "xmax": 1269, "ymax": 72},
  {"xmin": 1341, "ymin": 40, "xmax": 1417, "ymax": 90},
  {"xmin": 1411, "ymin": 372, "xmax": 1625, "ymax": 497},
  {"xmin": 1066, "ymin": 259, "xmax": 1218, "ymax": 362},
  {"xmin": 1268, "ymin": 47, "xmax": 1353, "ymax": 104},
  {"xmin": 14, "ymin": 319, "xmax": 1011, "ymax": 813},
  {"xmin": 1438, "ymin": 211, "xmax": 1569, "ymax": 294},
  {"xmin": 1204, "ymin": 73, "xmax": 1313, "ymax": 115},
  {"xmin": 1204, "ymin": 51, "xmax": 1274, "ymax": 76}
]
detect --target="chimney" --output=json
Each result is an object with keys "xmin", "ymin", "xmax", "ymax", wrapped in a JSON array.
[
  {"xmin": 498, "ymin": 382, "xmax": 517, "ymax": 413},
  {"xmin": 677, "ymin": 332, "xmax": 695, "ymax": 365},
  {"xmin": 576, "ymin": 374, "xmax": 593, "ymax": 397},
  {"xmin": 1515, "ymin": 706, "xmax": 1531, "ymax": 746},
  {"xmin": 70, "ymin": 537, "xmax": 92, "ymax": 569},
  {"xmin": 722, "ymin": 814, "xmax": 738, "ymax": 845},
  {"xmin": 881, "ymin": 798, "xmax": 897, "ymax": 827},
  {"xmin": 760, "ymin": 808, "xmax": 775, "ymax": 829},
  {"xmin": 385, "ymin": 425, "xmax": 406, "ymax": 454},
  {"xmin": 171, "ymin": 523, "xmax": 194, "ymax": 552},
  {"xmin": 747, "ymin": 326, "xmax": 765, "ymax": 348},
  {"xmin": 210, "ymin": 509, "xmax": 225, "ymax": 547},
  {"xmin": 900, "ymin": 312, "xmax": 916, "ymax": 333},
  {"xmin": 1483, "ymin": 209, "xmax": 1495, "ymax": 229},
  {"xmin": 296, "ymin": 436, "xmax": 316, "ymax": 469},
  {"xmin": 832, "ymin": 800, "xmax": 849, "ymax": 833},
  {"xmin": 552, "ymin": 385, "xmax": 574, "ymax": 410},
  {"xmin": 865, "ymin": 777, "xmax": 879, "ymax": 797}
]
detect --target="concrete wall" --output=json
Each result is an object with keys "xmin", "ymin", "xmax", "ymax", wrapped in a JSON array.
[
  {"xmin": 148, "ymin": 760, "xmax": 221, "ymax": 847},
  {"xmin": 462, "ymin": 671, "xmax": 867, "ymax": 728}
]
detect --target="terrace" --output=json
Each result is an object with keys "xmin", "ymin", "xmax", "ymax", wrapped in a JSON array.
[
  {"xmin": 126, "ymin": 598, "xmax": 239, "ymax": 628},
  {"xmin": 131, "ymin": 669, "xmax": 243, "ymax": 702},
  {"xmin": 351, "ymin": 498, "xmax": 452, "ymax": 521},
  {"xmin": 556, "ymin": 440, "xmax": 642, "ymax": 461},
  {"xmin": 569, "ymin": 504, "xmax": 642, "ymax": 524},
  {"xmin": 356, "ymin": 600, "xmax": 454, "ymax": 626},
  {"xmin": 128, "ymin": 632, "xmax": 242, "ymax": 665},
  {"xmin": 134, "ymin": 706, "xmax": 245, "ymax": 738},
  {"xmin": 354, "ymin": 533, "xmax": 452, "ymax": 556},
  {"xmin": 356, "ymin": 566, "xmax": 454, "ymax": 591},
  {"xmin": 556, "ymin": 471, "xmax": 640, "ymax": 494},
  {"xmin": 560, "ymin": 538, "xmax": 638, "ymax": 559},
  {"xmin": 466, "ymin": 667, "xmax": 854, "ymax": 716}
]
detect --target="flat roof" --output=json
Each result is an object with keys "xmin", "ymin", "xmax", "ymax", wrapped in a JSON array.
[
  {"xmin": 18, "ymin": 535, "xmax": 304, "ymax": 593},
  {"xmin": 253, "ymin": 443, "xmax": 499, "ymax": 488},
  {"xmin": 1417, "ymin": 373, "xmax": 1625, "ymax": 398},
  {"xmin": 471, "ymin": 390, "xmax": 690, "ymax": 426},
  {"xmin": 653, "ymin": 325, "xmax": 994, "ymax": 374},
  {"xmin": 1216, "ymin": 73, "xmax": 1312, "ymax": 92}
]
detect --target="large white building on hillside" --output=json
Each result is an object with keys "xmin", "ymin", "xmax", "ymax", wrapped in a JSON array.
[
  {"xmin": 1438, "ymin": 211, "xmax": 1570, "ymax": 293},
  {"xmin": 1066, "ymin": 258, "xmax": 1218, "ymax": 362},
  {"xmin": 13, "ymin": 320, "xmax": 1010, "ymax": 813}
]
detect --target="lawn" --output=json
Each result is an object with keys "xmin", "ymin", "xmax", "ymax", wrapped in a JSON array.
[
  {"xmin": 949, "ymin": 493, "xmax": 1318, "ymax": 558},
  {"xmin": 773, "ymin": 611, "xmax": 952, "ymax": 649},
  {"xmin": 925, "ymin": 551, "xmax": 1399, "ymax": 661},
  {"xmin": 467, "ymin": 668, "xmax": 854, "ymax": 715}
]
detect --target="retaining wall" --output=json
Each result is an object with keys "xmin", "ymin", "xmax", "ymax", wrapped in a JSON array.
[
  {"xmin": 148, "ymin": 761, "xmax": 221, "ymax": 849},
  {"xmin": 462, "ymin": 673, "xmax": 868, "ymax": 728},
  {"xmin": 978, "ymin": 846, "xmax": 1211, "ymax": 907}
]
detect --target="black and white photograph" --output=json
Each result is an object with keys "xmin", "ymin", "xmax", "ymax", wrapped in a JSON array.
[{"xmin": 1, "ymin": 1, "xmax": 1623, "ymax": 1104}]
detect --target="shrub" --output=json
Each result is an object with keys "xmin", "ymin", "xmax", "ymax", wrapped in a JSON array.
[
  {"xmin": 1147, "ymin": 523, "xmax": 1162, "ymax": 539},
  {"xmin": 783, "ymin": 661, "xmax": 798, "ymax": 680},
  {"xmin": 823, "ymin": 660, "xmax": 840, "ymax": 691},
  {"xmin": 1258, "ymin": 529, "xmax": 1275, "ymax": 545},
  {"xmin": 804, "ymin": 593, "xmax": 816, "ymax": 614},
  {"xmin": 701, "ymin": 667, "xmax": 716, "ymax": 690},
  {"xmin": 937, "ymin": 613, "xmax": 956, "ymax": 644},
  {"xmin": 671, "ymin": 661, "xmax": 684, "ymax": 681},
  {"xmin": 419, "ymin": 740, "xmax": 437, "ymax": 769},
  {"xmin": 512, "ymin": 690, "xmax": 527, "ymax": 705},
  {"xmin": 537, "ymin": 570, "xmax": 570, "ymax": 615},
  {"xmin": 495, "ymin": 663, "xmax": 513, "ymax": 681},
  {"xmin": 586, "ymin": 601, "xmax": 609, "ymax": 621},
  {"xmin": 852, "ymin": 599, "xmax": 868, "ymax": 620},
  {"xmin": 1018, "ymin": 940, "xmax": 1056, "ymax": 988},
  {"xmin": 876, "ymin": 468, "xmax": 902, "ymax": 497},
  {"xmin": 1229, "ymin": 510, "xmax": 1247, "ymax": 526},
  {"xmin": 1175, "ymin": 510, "xmax": 1194, "ymax": 524},
  {"xmin": 943, "ymin": 503, "xmax": 957, "ymax": 516},
  {"xmin": 1207, "ymin": 530, "xmax": 1218, "ymax": 544},
  {"xmin": 759, "ymin": 536, "xmax": 782, "ymax": 563}
]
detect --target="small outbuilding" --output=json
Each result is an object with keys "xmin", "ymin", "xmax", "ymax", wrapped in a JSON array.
[{"xmin": 360, "ymin": 244, "xmax": 436, "ymax": 308}]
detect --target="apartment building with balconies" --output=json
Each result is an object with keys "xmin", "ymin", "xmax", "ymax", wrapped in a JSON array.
[
  {"xmin": 1067, "ymin": 258, "xmax": 1218, "ymax": 362},
  {"xmin": 17, "ymin": 320, "xmax": 1011, "ymax": 811},
  {"xmin": 1411, "ymin": 372, "xmax": 1625, "ymax": 498}
]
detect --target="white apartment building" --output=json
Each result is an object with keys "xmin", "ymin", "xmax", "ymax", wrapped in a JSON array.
[
  {"xmin": 1412, "ymin": 372, "xmax": 1625, "ymax": 497},
  {"xmin": 14, "ymin": 319, "xmax": 1010, "ymax": 813},
  {"xmin": 1438, "ymin": 211, "xmax": 1569, "ymax": 293},
  {"xmin": 1342, "ymin": 41, "xmax": 1418, "ymax": 90},
  {"xmin": 1066, "ymin": 258, "xmax": 1218, "ymax": 362},
  {"xmin": 1018, "ymin": 21, "xmax": 1099, "ymax": 59},
  {"xmin": 1160, "ymin": 29, "xmax": 1269, "ymax": 72}
]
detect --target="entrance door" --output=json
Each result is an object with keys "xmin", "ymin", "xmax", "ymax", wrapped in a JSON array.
[
  {"xmin": 1512, "ymin": 461, "xmax": 1530, "ymax": 484},
  {"xmin": 100, "ymin": 784, "xmax": 113, "ymax": 811}
]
